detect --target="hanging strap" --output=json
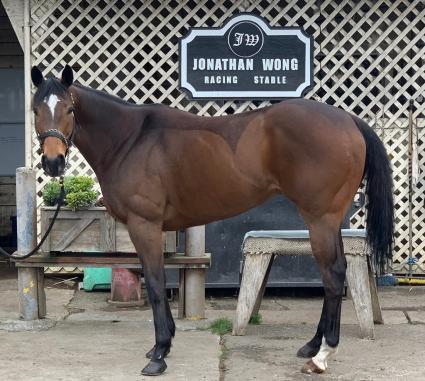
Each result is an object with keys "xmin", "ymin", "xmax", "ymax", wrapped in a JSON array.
[{"xmin": 0, "ymin": 178, "xmax": 65, "ymax": 260}]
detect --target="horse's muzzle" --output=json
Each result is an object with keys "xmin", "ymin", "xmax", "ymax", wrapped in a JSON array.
[{"xmin": 42, "ymin": 154, "xmax": 66, "ymax": 177}]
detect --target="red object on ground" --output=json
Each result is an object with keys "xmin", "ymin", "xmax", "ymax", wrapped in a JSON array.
[{"xmin": 110, "ymin": 268, "xmax": 142, "ymax": 303}]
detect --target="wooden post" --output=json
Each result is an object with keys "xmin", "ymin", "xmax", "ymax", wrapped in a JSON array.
[
  {"xmin": 345, "ymin": 254, "xmax": 375, "ymax": 339},
  {"xmin": 367, "ymin": 256, "xmax": 384, "ymax": 324},
  {"xmin": 16, "ymin": 167, "xmax": 45, "ymax": 320},
  {"xmin": 251, "ymin": 254, "xmax": 274, "ymax": 318},
  {"xmin": 184, "ymin": 225, "xmax": 205, "ymax": 319},
  {"xmin": 233, "ymin": 253, "xmax": 274, "ymax": 335}
]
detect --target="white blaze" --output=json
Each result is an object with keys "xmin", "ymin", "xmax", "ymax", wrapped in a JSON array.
[
  {"xmin": 311, "ymin": 337, "xmax": 338, "ymax": 371},
  {"xmin": 45, "ymin": 94, "xmax": 59, "ymax": 119}
]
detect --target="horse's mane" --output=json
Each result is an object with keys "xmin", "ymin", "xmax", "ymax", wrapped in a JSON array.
[{"xmin": 73, "ymin": 83, "xmax": 161, "ymax": 108}]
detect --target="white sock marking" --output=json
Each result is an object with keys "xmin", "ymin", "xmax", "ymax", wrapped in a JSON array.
[
  {"xmin": 311, "ymin": 337, "xmax": 338, "ymax": 371},
  {"xmin": 45, "ymin": 94, "xmax": 59, "ymax": 119}
]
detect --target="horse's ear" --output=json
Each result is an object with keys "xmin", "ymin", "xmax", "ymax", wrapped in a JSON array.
[
  {"xmin": 61, "ymin": 65, "xmax": 74, "ymax": 87},
  {"xmin": 31, "ymin": 66, "xmax": 44, "ymax": 87}
]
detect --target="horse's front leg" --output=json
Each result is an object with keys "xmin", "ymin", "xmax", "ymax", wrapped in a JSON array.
[{"xmin": 127, "ymin": 216, "xmax": 175, "ymax": 376}]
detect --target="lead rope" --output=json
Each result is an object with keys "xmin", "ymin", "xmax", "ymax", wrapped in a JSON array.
[{"xmin": 0, "ymin": 176, "xmax": 65, "ymax": 260}]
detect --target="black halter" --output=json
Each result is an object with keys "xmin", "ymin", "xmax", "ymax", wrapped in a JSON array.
[{"xmin": 38, "ymin": 128, "xmax": 74, "ymax": 156}]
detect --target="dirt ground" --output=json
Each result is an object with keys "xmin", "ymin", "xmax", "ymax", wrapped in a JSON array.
[{"xmin": 1, "ymin": 263, "xmax": 425, "ymax": 381}]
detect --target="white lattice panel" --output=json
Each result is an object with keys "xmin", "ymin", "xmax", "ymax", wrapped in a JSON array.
[{"xmin": 30, "ymin": 0, "xmax": 425, "ymax": 272}]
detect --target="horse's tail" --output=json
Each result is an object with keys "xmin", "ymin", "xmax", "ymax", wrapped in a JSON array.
[{"xmin": 352, "ymin": 116, "xmax": 394, "ymax": 273}]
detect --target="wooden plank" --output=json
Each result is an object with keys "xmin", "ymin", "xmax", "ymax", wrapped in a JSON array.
[
  {"xmin": 13, "ymin": 253, "xmax": 211, "ymax": 266},
  {"xmin": 233, "ymin": 253, "xmax": 274, "ymax": 335},
  {"xmin": 345, "ymin": 254, "xmax": 375, "ymax": 339},
  {"xmin": 116, "ymin": 221, "xmax": 136, "ymax": 252},
  {"xmin": 16, "ymin": 263, "xmax": 209, "ymax": 269},
  {"xmin": 0, "ymin": 205, "xmax": 15, "ymax": 236},
  {"xmin": 41, "ymin": 208, "xmax": 105, "ymax": 252},
  {"xmin": 100, "ymin": 212, "xmax": 116, "ymax": 252},
  {"xmin": 164, "ymin": 231, "xmax": 177, "ymax": 253},
  {"xmin": 0, "ymin": 183, "xmax": 16, "ymax": 205},
  {"xmin": 178, "ymin": 268, "xmax": 185, "ymax": 319},
  {"xmin": 36, "ymin": 268, "xmax": 46, "ymax": 319},
  {"xmin": 54, "ymin": 218, "xmax": 95, "ymax": 251},
  {"xmin": 252, "ymin": 254, "xmax": 275, "ymax": 318},
  {"xmin": 0, "ymin": 176, "xmax": 15, "ymax": 185},
  {"xmin": 367, "ymin": 256, "xmax": 384, "ymax": 324},
  {"xmin": 40, "ymin": 210, "xmax": 51, "ymax": 252}
]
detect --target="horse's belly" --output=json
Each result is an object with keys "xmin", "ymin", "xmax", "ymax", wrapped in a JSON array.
[{"xmin": 162, "ymin": 182, "xmax": 277, "ymax": 230}]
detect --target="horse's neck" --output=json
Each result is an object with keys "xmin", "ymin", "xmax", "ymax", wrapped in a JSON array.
[{"xmin": 71, "ymin": 85, "xmax": 140, "ymax": 175}]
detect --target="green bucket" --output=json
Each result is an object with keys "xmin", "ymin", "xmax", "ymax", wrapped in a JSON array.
[{"xmin": 83, "ymin": 268, "xmax": 112, "ymax": 291}]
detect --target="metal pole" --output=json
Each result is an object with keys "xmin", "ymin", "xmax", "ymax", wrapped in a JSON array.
[
  {"xmin": 23, "ymin": 0, "xmax": 32, "ymax": 167},
  {"xmin": 16, "ymin": 167, "xmax": 45, "ymax": 319},
  {"xmin": 184, "ymin": 225, "xmax": 205, "ymax": 319}
]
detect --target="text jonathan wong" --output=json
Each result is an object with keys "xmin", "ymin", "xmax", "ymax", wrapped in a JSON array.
[{"xmin": 192, "ymin": 57, "xmax": 300, "ymax": 85}]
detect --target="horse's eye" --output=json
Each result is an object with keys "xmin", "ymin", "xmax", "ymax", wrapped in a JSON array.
[{"xmin": 68, "ymin": 107, "xmax": 75, "ymax": 114}]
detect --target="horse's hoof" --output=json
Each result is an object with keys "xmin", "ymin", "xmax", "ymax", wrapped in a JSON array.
[
  {"xmin": 145, "ymin": 346, "xmax": 170, "ymax": 359},
  {"xmin": 141, "ymin": 360, "xmax": 167, "ymax": 376},
  {"xmin": 301, "ymin": 359, "xmax": 325, "ymax": 374},
  {"xmin": 296, "ymin": 343, "xmax": 319, "ymax": 358}
]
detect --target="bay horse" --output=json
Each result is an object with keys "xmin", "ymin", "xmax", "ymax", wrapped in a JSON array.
[{"xmin": 31, "ymin": 65, "xmax": 393, "ymax": 376}]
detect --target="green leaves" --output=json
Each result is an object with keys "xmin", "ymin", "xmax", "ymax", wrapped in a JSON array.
[
  {"xmin": 42, "ymin": 180, "xmax": 62, "ymax": 206},
  {"xmin": 42, "ymin": 176, "xmax": 97, "ymax": 210}
]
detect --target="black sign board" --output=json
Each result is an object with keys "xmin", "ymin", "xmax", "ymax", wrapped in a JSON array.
[{"xmin": 179, "ymin": 14, "xmax": 313, "ymax": 99}]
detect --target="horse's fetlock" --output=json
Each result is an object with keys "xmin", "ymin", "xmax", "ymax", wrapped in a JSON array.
[{"xmin": 324, "ymin": 336, "xmax": 339, "ymax": 348}]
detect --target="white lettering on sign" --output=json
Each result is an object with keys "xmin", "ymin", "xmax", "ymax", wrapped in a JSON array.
[
  {"xmin": 193, "ymin": 58, "xmax": 254, "ymax": 71},
  {"xmin": 262, "ymin": 58, "xmax": 299, "ymax": 71},
  {"xmin": 254, "ymin": 76, "xmax": 287, "ymax": 84},
  {"xmin": 233, "ymin": 33, "xmax": 260, "ymax": 47},
  {"xmin": 204, "ymin": 76, "xmax": 238, "ymax": 84}
]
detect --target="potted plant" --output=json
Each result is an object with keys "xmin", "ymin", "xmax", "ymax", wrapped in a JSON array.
[{"xmin": 42, "ymin": 176, "xmax": 98, "ymax": 211}]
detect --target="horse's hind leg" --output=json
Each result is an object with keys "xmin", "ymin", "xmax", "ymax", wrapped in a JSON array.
[
  {"xmin": 297, "ymin": 231, "xmax": 344, "ymax": 359},
  {"xmin": 300, "ymin": 216, "xmax": 346, "ymax": 374},
  {"xmin": 127, "ymin": 217, "xmax": 175, "ymax": 376}
]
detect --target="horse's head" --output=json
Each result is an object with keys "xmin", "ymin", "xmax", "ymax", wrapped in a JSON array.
[{"xmin": 31, "ymin": 65, "xmax": 75, "ymax": 177}]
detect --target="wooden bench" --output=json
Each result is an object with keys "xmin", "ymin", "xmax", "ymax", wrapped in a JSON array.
[
  {"xmin": 13, "ymin": 252, "xmax": 210, "ymax": 320},
  {"xmin": 233, "ymin": 229, "xmax": 383, "ymax": 339}
]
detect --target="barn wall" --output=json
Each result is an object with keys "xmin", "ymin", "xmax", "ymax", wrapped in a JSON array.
[{"xmin": 0, "ymin": 2, "xmax": 24, "ymax": 244}]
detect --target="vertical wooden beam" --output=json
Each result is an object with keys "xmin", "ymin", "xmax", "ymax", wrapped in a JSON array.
[
  {"xmin": 16, "ymin": 167, "xmax": 45, "ymax": 320},
  {"xmin": 23, "ymin": 0, "xmax": 32, "ymax": 167},
  {"xmin": 184, "ymin": 225, "xmax": 205, "ymax": 319},
  {"xmin": 345, "ymin": 254, "xmax": 375, "ymax": 339},
  {"xmin": 101, "ymin": 213, "xmax": 116, "ymax": 252},
  {"xmin": 178, "ymin": 268, "xmax": 185, "ymax": 319}
]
